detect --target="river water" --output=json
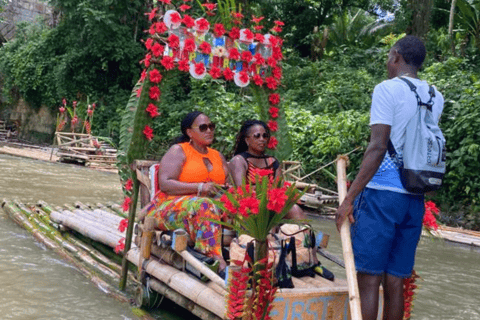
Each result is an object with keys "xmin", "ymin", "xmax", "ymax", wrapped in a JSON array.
[{"xmin": 0, "ymin": 153, "xmax": 479, "ymax": 319}]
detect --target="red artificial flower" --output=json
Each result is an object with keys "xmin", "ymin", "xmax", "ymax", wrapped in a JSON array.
[
  {"xmin": 243, "ymin": 29, "xmax": 254, "ymax": 41},
  {"xmin": 213, "ymin": 23, "xmax": 226, "ymax": 38},
  {"xmin": 182, "ymin": 15, "xmax": 195, "ymax": 28},
  {"xmin": 121, "ymin": 197, "xmax": 132, "ymax": 212},
  {"xmin": 161, "ymin": 56, "xmax": 175, "ymax": 70},
  {"xmin": 149, "ymin": 68, "xmax": 162, "ymax": 83},
  {"xmin": 209, "ymin": 66, "xmax": 222, "ymax": 79},
  {"xmin": 267, "ymin": 187, "xmax": 287, "ymax": 213},
  {"xmin": 241, "ymin": 50, "xmax": 253, "ymax": 62},
  {"xmin": 202, "ymin": 3, "xmax": 216, "ymax": 11},
  {"xmin": 149, "ymin": 85, "xmax": 161, "ymax": 100},
  {"xmin": 178, "ymin": 59, "xmax": 190, "ymax": 72},
  {"xmin": 168, "ymin": 34, "xmax": 180, "ymax": 49},
  {"xmin": 255, "ymin": 33, "xmax": 265, "ymax": 43},
  {"xmin": 269, "ymin": 93, "xmax": 280, "ymax": 105},
  {"xmin": 199, "ymin": 41, "xmax": 212, "ymax": 54},
  {"xmin": 151, "ymin": 43, "xmax": 164, "ymax": 57},
  {"xmin": 252, "ymin": 74, "xmax": 263, "ymax": 86},
  {"xmin": 267, "ymin": 56, "xmax": 277, "ymax": 68},
  {"xmin": 229, "ymin": 48, "xmax": 240, "ymax": 60},
  {"xmin": 251, "ymin": 15, "xmax": 264, "ymax": 24},
  {"xmin": 179, "ymin": 4, "xmax": 191, "ymax": 12},
  {"xmin": 143, "ymin": 125, "xmax": 154, "ymax": 141},
  {"xmin": 170, "ymin": 12, "xmax": 182, "ymax": 24},
  {"xmin": 253, "ymin": 25, "xmax": 264, "ymax": 31},
  {"xmin": 267, "ymin": 120, "xmax": 278, "ymax": 132},
  {"xmin": 153, "ymin": 22, "xmax": 168, "ymax": 34},
  {"xmin": 147, "ymin": 8, "xmax": 157, "ymax": 21},
  {"xmin": 145, "ymin": 38, "xmax": 153, "ymax": 50},
  {"xmin": 220, "ymin": 194, "xmax": 237, "ymax": 214},
  {"xmin": 231, "ymin": 11, "xmax": 244, "ymax": 20},
  {"xmin": 195, "ymin": 18, "xmax": 210, "ymax": 32},
  {"xmin": 146, "ymin": 103, "xmax": 160, "ymax": 118},
  {"xmin": 195, "ymin": 62, "xmax": 206, "ymax": 75},
  {"xmin": 265, "ymin": 76, "xmax": 278, "ymax": 90},
  {"xmin": 253, "ymin": 53, "xmax": 265, "ymax": 65},
  {"xmin": 141, "ymin": 53, "xmax": 152, "ymax": 67},
  {"xmin": 125, "ymin": 178, "xmax": 133, "ymax": 191},
  {"xmin": 272, "ymin": 67, "xmax": 282, "ymax": 80},
  {"xmin": 274, "ymin": 20, "xmax": 285, "ymax": 26},
  {"xmin": 136, "ymin": 87, "xmax": 142, "ymax": 97},
  {"xmin": 268, "ymin": 135, "xmax": 279, "ymax": 149},
  {"xmin": 159, "ymin": 0, "xmax": 172, "ymax": 4},
  {"xmin": 59, "ymin": 107, "xmax": 65, "ymax": 113},
  {"xmin": 425, "ymin": 200, "xmax": 440, "ymax": 215},
  {"xmin": 272, "ymin": 46, "xmax": 283, "ymax": 60},
  {"xmin": 238, "ymin": 197, "xmax": 260, "ymax": 217},
  {"xmin": 239, "ymin": 71, "xmax": 249, "ymax": 83},
  {"xmin": 272, "ymin": 26, "xmax": 283, "ymax": 33},
  {"xmin": 118, "ymin": 218, "xmax": 129, "ymax": 232},
  {"xmin": 269, "ymin": 106, "xmax": 279, "ymax": 118},
  {"xmin": 223, "ymin": 68, "xmax": 234, "ymax": 81},
  {"xmin": 183, "ymin": 38, "xmax": 196, "ymax": 52},
  {"xmin": 269, "ymin": 35, "xmax": 279, "ymax": 47},
  {"xmin": 229, "ymin": 27, "xmax": 240, "ymax": 40},
  {"xmin": 114, "ymin": 238, "xmax": 125, "ymax": 254}
]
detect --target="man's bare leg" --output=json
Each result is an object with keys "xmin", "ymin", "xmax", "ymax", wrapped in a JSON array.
[
  {"xmin": 358, "ymin": 272, "xmax": 382, "ymax": 320},
  {"xmin": 382, "ymin": 273, "xmax": 404, "ymax": 320}
]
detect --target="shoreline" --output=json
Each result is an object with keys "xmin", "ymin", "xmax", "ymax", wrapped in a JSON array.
[{"xmin": 0, "ymin": 141, "xmax": 118, "ymax": 174}]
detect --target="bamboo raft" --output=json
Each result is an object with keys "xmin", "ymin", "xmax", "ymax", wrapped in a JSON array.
[{"xmin": 423, "ymin": 225, "xmax": 480, "ymax": 247}]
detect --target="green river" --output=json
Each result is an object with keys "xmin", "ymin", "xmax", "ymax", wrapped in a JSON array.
[{"xmin": 0, "ymin": 153, "xmax": 478, "ymax": 319}]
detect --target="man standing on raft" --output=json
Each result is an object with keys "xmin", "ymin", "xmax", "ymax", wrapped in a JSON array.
[{"xmin": 335, "ymin": 35, "xmax": 444, "ymax": 320}]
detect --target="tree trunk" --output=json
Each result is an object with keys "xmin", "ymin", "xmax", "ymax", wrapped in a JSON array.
[
  {"xmin": 407, "ymin": 0, "xmax": 434, "ymax": 39},
  {"xmin": 449, "ymin": 0, "xmax": 458, "ymax": 55}
]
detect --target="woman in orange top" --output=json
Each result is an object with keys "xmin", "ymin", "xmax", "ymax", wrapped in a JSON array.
[{"xmin": 143, "ymin": 111, "xmax": 229, "ymax": 270}]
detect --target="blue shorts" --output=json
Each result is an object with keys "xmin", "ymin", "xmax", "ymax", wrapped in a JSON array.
[{"xmin": 351, "ymin": 188, "xmax": 424, "ymax": 278}]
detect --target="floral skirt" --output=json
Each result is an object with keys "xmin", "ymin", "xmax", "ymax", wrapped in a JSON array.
[{"xmin": 146, "ymin": 192, "xmax": 223, "ymax": 257}]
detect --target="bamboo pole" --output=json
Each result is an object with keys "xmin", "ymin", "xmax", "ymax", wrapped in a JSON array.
[
  {"xmin": 120, "ymin": 175, "xmax": 140, "ymax": 291},
  {"xmin": 172, "ymin": 229, "xmax": 227, "ymax": 291},
  {"xmin": 336, "ymin": 156, "xmax": 362, "ymax": 320}
]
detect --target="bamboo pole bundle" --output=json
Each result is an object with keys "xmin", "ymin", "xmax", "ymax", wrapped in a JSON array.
[
  {"xmin": 1, "ymin": 200, "xmax": 130, "ymax": 303},
  {"xmin": 14, "ymin": 202, "xmax": 122, "ymax": 281},
  {"xmin": 146, "ymin": 277, "xmax": 223, "ymax": 320},
  {"xmin": 127, "ymin": 247, "xmax": 225, "ymax": 318},
  {"xmin": 61, "ymin": 207, "xmax": 126, "ymax": 238},
  {"xmin": 50, "ymin": 209, "xmax": 124, "ymax": 248}
]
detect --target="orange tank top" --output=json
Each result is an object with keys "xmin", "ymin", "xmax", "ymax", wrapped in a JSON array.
[{"xmin": 178, "ymin": 143, "xmax": 226, "ymax": 184}]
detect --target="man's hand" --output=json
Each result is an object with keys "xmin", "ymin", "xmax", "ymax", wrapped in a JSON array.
[{"xmin": 335, "ymin": 199, "xmax": 355, "ymax": 232}]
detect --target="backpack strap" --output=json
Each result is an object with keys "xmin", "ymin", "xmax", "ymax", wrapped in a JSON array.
[{"xmin": 399, "ymin": 77, "xmax": 436, "ymax": 111}]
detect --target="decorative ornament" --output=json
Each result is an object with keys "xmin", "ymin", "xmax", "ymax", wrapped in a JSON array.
[{"xmin": 164, "ymin": 10, "xmax": 182, "ymax": 29}]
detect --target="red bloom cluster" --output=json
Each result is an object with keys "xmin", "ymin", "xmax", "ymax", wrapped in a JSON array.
[
  {"xmin": 143, "ymin": 125, "xmax": 154, "ymax": 141},
  {"xmin": 146, "ymin": 103, "xmax": 160, "ymax": 118},
  {"xmin": 151, "ymin": 43, "xmax": 164, "ymax": 57},
  {"xmin": 423, "ymin": 200, "xmax": 440, "ymax": 231},
  {"xmin": 118, "ymin": 218, "xmax": 129, "ymax": 233},
  {"xmin": 226, "ymin": 255, "xmax": 251, "ymax": 319},
  {"xmin": 403, "ymin": 270, "xmax": 420, "ymax": 319},
  {"xmin": 122, "ymin": 196, "xmax": 132, "ymax": 212},
  {"xmin": 124, "ymin": 178, "xmax": 133, "ymax": 191},
  {"xmin": 114, "ymin": 238, "xmax": 125, "ymax": 254},
  {"xmin": 266, "ymin": 187, "xmax": 288, "ymax": 213}
]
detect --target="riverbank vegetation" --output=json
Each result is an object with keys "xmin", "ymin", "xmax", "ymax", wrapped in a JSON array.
[{"xmin": 0, "ymin": 0, "xmax": 479, "ymax": 230}]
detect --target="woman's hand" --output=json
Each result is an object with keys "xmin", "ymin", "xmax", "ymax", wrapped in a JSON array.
[{"xmin": 199, "ymin": 182, "xmax": 219, "ymax": 197}]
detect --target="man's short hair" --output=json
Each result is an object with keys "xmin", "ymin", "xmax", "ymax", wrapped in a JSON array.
[{"xmin": 393, "ymin": 35, "xmax": 426, "ymax": 70}]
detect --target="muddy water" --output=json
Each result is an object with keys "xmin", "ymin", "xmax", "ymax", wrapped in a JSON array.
[{"xmin": 1, "ymin": 153, "xmax": 479, "ymax": 319}]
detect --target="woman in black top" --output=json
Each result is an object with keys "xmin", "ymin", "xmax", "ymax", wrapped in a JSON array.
[{"xmin": 229, "ymin": 120, "xmax": 305, "ymax": 220}]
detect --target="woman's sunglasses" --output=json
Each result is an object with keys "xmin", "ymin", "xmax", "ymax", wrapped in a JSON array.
[
  {"xmin": 251, "ymin": 133, "xmax": 270, "ymax": 139},
  {"xmin": 192, "ymin": 123, "xmax": 216, "ymax": 132}
]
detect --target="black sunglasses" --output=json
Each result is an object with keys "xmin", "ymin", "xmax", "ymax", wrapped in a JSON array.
[
  {"xmin": 251, "ymin": 133, "xmax": 270, "ymax": 139},
  {"xmin": 192, "ymin": 123, "xmax": 216, "ymax": 132}
]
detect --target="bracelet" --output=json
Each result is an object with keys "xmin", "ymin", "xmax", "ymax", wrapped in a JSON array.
[{"xmin": 197, "ymin": 183, "xmax": 204, "ymax": 196}]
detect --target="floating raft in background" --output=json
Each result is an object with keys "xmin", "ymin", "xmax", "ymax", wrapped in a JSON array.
[
  {"xmin": 1, "ymin": 199, "xmax": 359, "ymax": 320},
  {"xmin": 423, "ymin": 225, "xmax": 480, "ymax": 247}
]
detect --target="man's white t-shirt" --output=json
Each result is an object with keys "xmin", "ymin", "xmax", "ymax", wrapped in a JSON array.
[{"xmin": 366, "ymin": 76, "xmax": 444, "ymax": 194}]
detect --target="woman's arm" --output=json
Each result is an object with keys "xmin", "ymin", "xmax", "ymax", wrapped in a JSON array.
[
  {"xmin": 228, "ymin": 155, "xmax": 248, "ymax": 187},
  {"xmin": 159, "ymin": 145, "xmax": 200, "ymax": 195},
  {"xmin": 219, "ymin": 153, "xmax": 231, "ymax": 186}
]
